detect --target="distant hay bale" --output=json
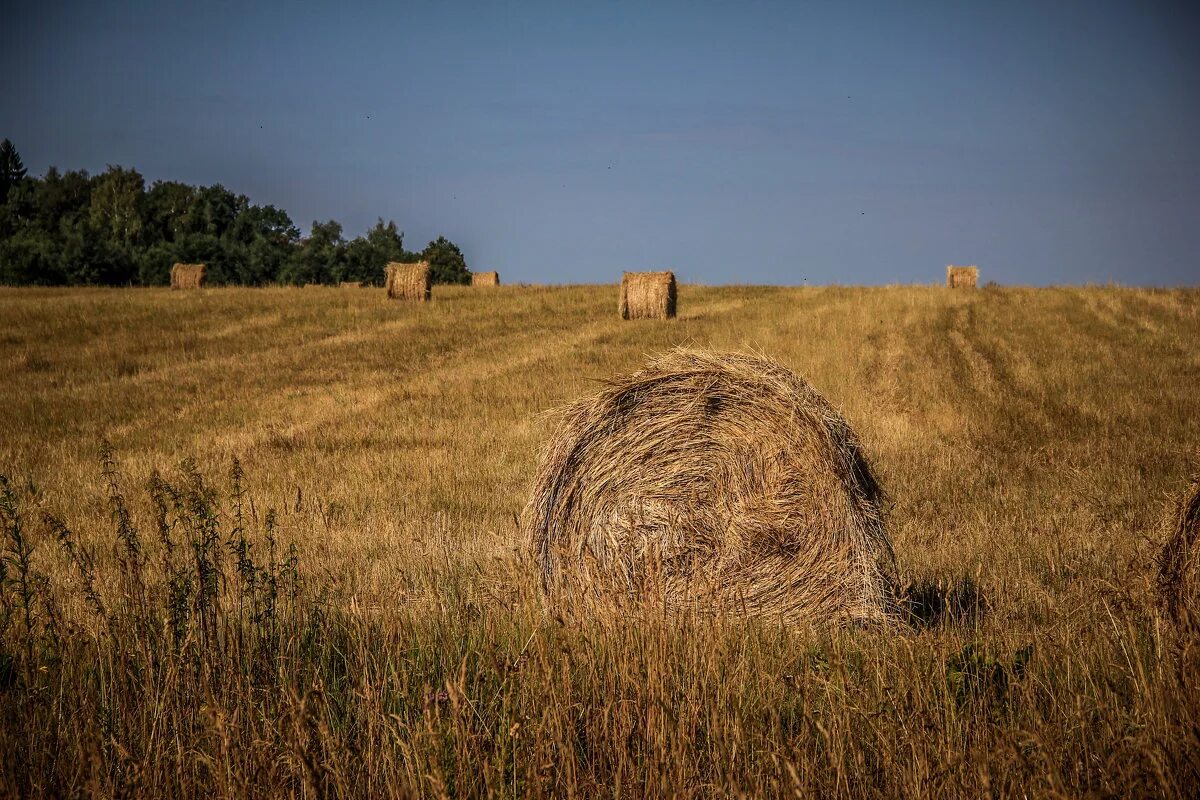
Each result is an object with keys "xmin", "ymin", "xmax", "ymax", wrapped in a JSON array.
[
  {"xmin": 385, "ymin": 261, "xmax": 431, "ymax": 302},
  {"xmin": 472, "ymin": 271, "xmax": 500, "ymax": 287},
  {"xmin": 523, "ymin": 349, "xmax": 897, "ymax": 626},
  {"xmin": 620, "ymin": 271, "xmax": 676, "ymax": 320},
  {"xmin": 1159, "ymin": 472, "xmax": 1200, "ymax": 631},
  {"xmin": 946, "ymin": 265, "xmax": 979, "ymax": 289},
  {"xmin": 339, "ymin": 281, "xmax": 363, "ymax": 289},
  {"xmin": 170, "ymin": 263, "xmax": 206, "ymax": 290}
]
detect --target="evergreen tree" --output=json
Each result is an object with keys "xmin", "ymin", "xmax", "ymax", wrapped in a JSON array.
[{"xmin": 0, "ymin": 139, "xmax": 27, "ymax": 203}]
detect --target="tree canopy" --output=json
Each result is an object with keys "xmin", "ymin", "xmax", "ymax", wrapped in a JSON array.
[
  {"xmin": 421, "ymin": 235, "xmax": 471, "ymax": 285},
  {"xmin": 0, "ymin": 140, "xmax": 473, "ymax": 287}
]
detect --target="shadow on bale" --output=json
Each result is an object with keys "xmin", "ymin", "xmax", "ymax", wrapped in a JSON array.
[{"xmin": 523, "ymin": 349, "xmax": 898, "ymax": 627}]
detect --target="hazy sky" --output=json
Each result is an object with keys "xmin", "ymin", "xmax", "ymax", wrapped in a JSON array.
[{"xmin": 3, "ymin": 0, "xmax": 1198, "ymax": 285}]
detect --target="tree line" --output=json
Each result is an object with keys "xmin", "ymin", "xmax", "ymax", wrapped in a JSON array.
[{"xmin": 0, "ymin": 139, "xmax": 471, "ymax": 286}]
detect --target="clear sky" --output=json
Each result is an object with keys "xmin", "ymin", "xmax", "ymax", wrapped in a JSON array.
[{"xmin": 3, "ymin": 0, "xmax": 1198, "ymax": 285}]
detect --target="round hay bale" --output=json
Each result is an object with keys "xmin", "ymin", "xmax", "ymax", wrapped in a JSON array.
[
  {"xmin": 385, "ymin": 261, "xmax": 431, "ymax": 301},
  {"xmin": 946, "ymin": 265, "xmax": 979, "ymax": 288},
  {"xmin": 1159, "ymin": 472, "xmax": 1200, "ymax": 631},
  {"xmin": 170, "ymin": 262, "xmax": 206, "ymax": 290},
  {"xmin": 523, "ymin": 349, "xmax": 897, "ymax": 625},
  {"xmin": 619, "ymin": 271, "xmax": 676, "ymax": 319}
]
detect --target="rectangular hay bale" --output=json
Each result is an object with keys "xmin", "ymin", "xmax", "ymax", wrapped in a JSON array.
[
  {"xmin": 619, "ymin": 271, "xmax": 677, "ymax": 320},
  {"xmin": 471, "ymin": 271, "xmax": 500, "ymax": 287},
  {"xmin": 385, "ymin": 261, "xmax": 432, "ymax": 302},
  {"xmin": 946, "ymin": 265, "xmax": 979, "ymax": 289},
  {"xmin": 170, "ymin": 263, "xmax": 206, "ymax": 290}
]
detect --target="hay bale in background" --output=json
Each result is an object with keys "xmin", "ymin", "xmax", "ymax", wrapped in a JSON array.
[
  {"xmin": 946, "ymin": 265, "xmax": 979, "ymax": 288},
  {"xmin": 619, "ymin": 271, "xmax": 677, "ymax": 319},
  {"xmin": 523, "ymin": 349, "xmax": 897, "ymax": 625},
  {"xmin": 339, "ymin": 281, "xmax": 363, "ymax": 289},
  {"xmin": 472, "ymin": 271, "xmax": 500, "ymax": 287},
  {"xmin": 385, "ymin": 261, "xmax": 431, "ymax": 302},
  {"xmin": 170, "ymin": 263, "xmax": 206, "ymax": 290},
  {"xmin": 1160, "ymin": 472, "xmax": 1200, "ymax": 631}
]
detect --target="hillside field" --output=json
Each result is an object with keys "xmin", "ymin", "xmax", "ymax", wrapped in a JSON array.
[{"xmin": 1, "ymin": 283, "xmax": 1198, "ymax": 798}]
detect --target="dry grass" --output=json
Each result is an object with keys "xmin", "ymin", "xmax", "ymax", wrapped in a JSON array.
[
  {"xmin": 340, "ymin": 281, "xmax": 364, "ymax": 289},
  {"xmin": 947, "ymin": 265, "xmax": 979, "ymax": 289},
  {"xmin": 1, "ymin": 283, "xmax": 1199, "ymax": 798},
  {"xmin": 386, "ymin": 261, "xmax": 431, "ymax": 301},
  {"xmin": 170, "ymin": 262, "xmax": 206, "ymax": 289},
  {"xmin": 1159, "ymin": 471, "xmax": 1200, "ymax": 630},
  {"xmin": 620, "ymin": 271, "xmax": 676, "ymax": 319},
  {"xmin": 472, "ymin": 271, "xmax": 500, "ymax": 287},
  {"xmin": 525, "ymin": 349, "xmax": 895, "ymax": 625}
]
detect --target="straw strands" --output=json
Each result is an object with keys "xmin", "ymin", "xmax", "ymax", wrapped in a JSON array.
[{"xmin": 523, "ymin": 349, "xmax": 897, "ymax": 626}]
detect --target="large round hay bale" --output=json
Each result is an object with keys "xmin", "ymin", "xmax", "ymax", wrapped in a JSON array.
[
  {"xmin": 946, "ymin": 265, "xmax": 979, "ymax": 288},
  {"xmin": 385, "ymin": 261, "xmax": 431, "ymax": 301},
  {"xmin": 1160, "ymin": 472, "xmax": 1200, "ymax": 630},
  {"xmin": 170, "ymin": 262, "xmax": 206, "ymax": 289},
  {"xmin": 523, "ymin": 349, "xmax": 897, "ymax": 625},
  {"xmin": 619, "ymin": 271, "xmax": 676, "ymax": 319}
]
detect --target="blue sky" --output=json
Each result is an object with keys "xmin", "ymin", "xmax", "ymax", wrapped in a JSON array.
[{"xmin": 3, "ymin": 0, "xmax": 1198, "ymax": 285}]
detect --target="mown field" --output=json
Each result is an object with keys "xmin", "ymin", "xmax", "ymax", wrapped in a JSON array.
[{"xmin": 1, "ymin": 283, "xmax": 1198, "ymax": 798}]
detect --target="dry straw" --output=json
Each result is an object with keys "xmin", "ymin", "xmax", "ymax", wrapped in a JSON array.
[
  {"xmin": 339, "ymin": 281, "xmax": 363, "ymax": 289},
  {"xmin": 471, "ymin": 271, "xmax": 500, "ymax": 287},
  {"xmin": 946, "ymin": 265, "xmax": 979, "ymax": 288},
  {"xmin": 620, "ymin": 271, "xmax": 677, "ymax": 319},
  {"xmin": 170, "ymin": 263, "xmax": 206, "ymax": 290},
  {"xmin": 1159, "ymin": 472, "xmax": 1200, "ymax": 631},
  {"xmin": 523, "ymin": 349, "xmax": 897, "ymax": 626},
  {"xmin": 385, "ymin": 261, "xmax": 431, "ymax": 302}
]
